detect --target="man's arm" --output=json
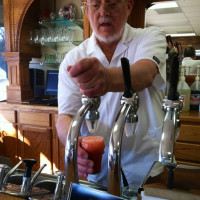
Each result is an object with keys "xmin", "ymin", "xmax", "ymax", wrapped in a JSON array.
[
  {"xmin": 56, "ymin": 114, "xmax": 73, "ymax": 146},
  {"xmin": 67, "ymin": 58, "xmax": 159, "ymax": 97},
  {"xmin": 107, "ymin": 59, "xmax": 159, "ymax": 93}
]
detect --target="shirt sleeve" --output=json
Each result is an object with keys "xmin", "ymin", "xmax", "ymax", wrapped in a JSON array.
[
  {"xmin": 134, "ymin": 26, "xmax": 167, "ymax": 90},
  {"xmin": 58, "ymin": 52, "xmax": 82, "ymax": 115}
]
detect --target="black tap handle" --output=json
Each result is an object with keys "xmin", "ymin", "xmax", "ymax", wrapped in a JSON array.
[
  {"xmin": 166, "ymin": 165, "xmax": 176, "ymax": 189},
  {"xmin": 167, "ymin": 55, "xmax": 179, "ymax": 101},
  {"xmin": 23, "ymin": 159, "xmax": 37, "ymax": 178},
  {"xmin": 121, "ymin": 57, "xmax": 135, "ymax": 98}
]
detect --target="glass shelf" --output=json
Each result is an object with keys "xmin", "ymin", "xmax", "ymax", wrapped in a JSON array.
[
  {"xmin": 30, "ymin": 62, "xmax": 60, "ymax": 69},
  {"xmin": 28, "ymin": 40, "xmax": 82, "ymax": 49},
  {"xmin": 39, "ymin": 18, "xmax": 83, "ymax": 29},
  {"xmin": 43, "ymin": 40, "xmax": 83, "ymax": 48}
]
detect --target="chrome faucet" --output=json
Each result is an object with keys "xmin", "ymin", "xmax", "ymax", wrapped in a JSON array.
[
  {"xmin": 0, "ymin": 164, "xmax": 11, "ymax": 190},
  {"xmin": 53, "ymin": 171, "xmax": 65, "ymax": 200},
  {"xmin": 20, "ymin": 159, "xmax": 37, "ymax": 195},
  {"xmin": 159, "ymin": 97, "xmax": 182, "ymax": 164},
  {"xmin": 30, "ymin": 164, "xmax": 47, "ymax": 189},
  {"xmin": 107, "ymin": 57, "xmax": 139, "ymax": 196},
  {"xmin": 65, "ymin": 95, "xmax": 100, "ymax": 196},
  {"xmin": 2, "ymin": 160, "xmax": 23, "ymax": 190},
  {"xmin": 159, "ymin": 55, "xmax": 183, "ymax": 164},
  {"xmin": 1, "ymin": 159, "xmax": 46, "ymax": 196}
]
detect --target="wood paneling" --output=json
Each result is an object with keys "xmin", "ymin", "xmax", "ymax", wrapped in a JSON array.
[
  {"xmin": 0, "ymin": 110, "xmax": 16, "ymax": 123},
  {"xmin": 18, "ymin": 111, "xmax": 51, "ymax": 127},
  {"xmin": 174, "ymin": 111, "xmax": 200, "ymax": 166},
  {"xmin": 175, "ymin": 142, "xmax": 200, "ymax": 163},
  {"xmin": 18, "ymin": 125, "xmax": 53, "ymax": 173}
]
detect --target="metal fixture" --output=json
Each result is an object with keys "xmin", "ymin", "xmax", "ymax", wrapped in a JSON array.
[
  {"xmin": 31, "ymin": 164, "xmax": 47, "ymax": 189},
  {"xmin": 2, "ymin": 160, "xmax": 23, "ymax": 190},
  {"xmin": 65, "ymin": 95, "xmax": 100, "ymax": 195},
  {"xmin": 159, "ymin": 55, "xmax": 182, "ymax": 164},
  {"xmin": 53, "ymin": 171, "xmax": 65, "ymax": 200},
  {"xmin": 0, "ymin": 164, "xmax": 11, "ymax": 190},
  {"xmin": 107, "ymin": 57, "xmax": 139, "ymax": 196},
  {"xmin": 20, "ymin": 159, "xmax": 37, "ymax": 195}
]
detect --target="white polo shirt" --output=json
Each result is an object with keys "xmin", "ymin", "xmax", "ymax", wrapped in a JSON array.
[{"xmin": 58, "ymin": 23, "xmax": 167, "ymax": 188}]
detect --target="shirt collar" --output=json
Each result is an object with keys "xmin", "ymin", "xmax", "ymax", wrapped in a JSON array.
[{"xmin": 86, "ymin": 23, "xmax": 134, "ymax": 55}]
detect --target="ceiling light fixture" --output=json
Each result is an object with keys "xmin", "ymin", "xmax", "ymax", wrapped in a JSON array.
[
  {"xmin": 149, "ymin": 2, "xmax": 178, "ymax": 9},
  {"xmin": 168, "ymin": 33, "xmax": 196, "ymax": 37}
]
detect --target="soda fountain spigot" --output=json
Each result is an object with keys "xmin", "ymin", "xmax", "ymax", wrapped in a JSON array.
[
  {"xmin": 83, "ymin": 95, "xmax": 100, "ymax": 134},
  {"xmin": 20, "ymin": 159, "xmax": 37, "ymax": 195},
  {"xmin": 159, "ymin": 55, "xmax": 183, "ymax": 164},
  {"xmin": 107, "ymin": 57, "xmax": 139, "ymax": 196},
  {"xmin": 65, "ymin": 95, "xmax": 100, "ymax": 196},
  {"xmin": 159, "ymin": 55, "xmax": 183, "ymax": 189}
]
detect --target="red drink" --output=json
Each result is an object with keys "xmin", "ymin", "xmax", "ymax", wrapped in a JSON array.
[{"xmin": 81, "ymin": 136, "xmax": 105, "ymax": 174}]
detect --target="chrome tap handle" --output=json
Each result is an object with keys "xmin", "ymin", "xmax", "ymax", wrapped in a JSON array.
[
  {"xmin": 0, "ymin": 164, "xmax": 11, "ymax": 190},
  {"xmin": 31, "ymin": 164, "xmax": 47, "ymax": 188},
  {"xmin": 2, "ymin": 160, "xmax": 23, "ymax": 189}
]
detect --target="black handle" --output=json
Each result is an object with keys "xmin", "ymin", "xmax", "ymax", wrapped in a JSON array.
[
  {"xmin": 23, "ymin": 159, "xmax": 37, "ymax": 177},
  {"xmin": 167, "ymin": 55, "xmax": 179, "ymax": 100},
  {"xmin": 121, "ymin": 57, "xmax": 135, "ymax": 98},
  {"xmin": 166, "ymin": 165, "xmax": 175, "ymax": 189}
]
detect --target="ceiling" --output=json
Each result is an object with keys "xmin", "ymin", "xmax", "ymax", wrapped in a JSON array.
[{"xmin": 145, "ymin": 0, "xmax": 200, "ymax": 36}]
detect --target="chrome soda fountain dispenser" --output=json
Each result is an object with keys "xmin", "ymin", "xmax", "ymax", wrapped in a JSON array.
[
  {"xmin": 64, "ymin": 95, "xmax": 100, "ymax": 195},
  {"xmin": 141, "ymin": 56, "xmax": 200, "ymax": 200},
  {"xmin": 107, "ymin": 57, "xmax": 139, "ymax": 196}
]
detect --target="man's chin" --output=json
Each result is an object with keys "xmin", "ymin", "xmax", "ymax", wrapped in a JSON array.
[{"xmin": 95, "ymin": 33, "xmax": 121, "ymax": 43}]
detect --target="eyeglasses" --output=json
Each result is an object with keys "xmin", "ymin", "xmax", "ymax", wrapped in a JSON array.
[{"xmin": 86, "ymin": 1, "xmax": 122, "ymax": 16}]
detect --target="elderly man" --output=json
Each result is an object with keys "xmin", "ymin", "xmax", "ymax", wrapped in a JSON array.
[
  {"xmin": 182, "ymin": 46, "xmax": 200, "ymax": 75},
  {"xmin": 56, "ymin": 0, "xmax": 167, "ymax": 188}
]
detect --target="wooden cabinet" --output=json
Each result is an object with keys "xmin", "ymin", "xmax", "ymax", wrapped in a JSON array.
[
  {"xmin": 0, "ymin": 109, "xmax": 19, "ymax": 165},
  {"xmin": 54, "ymin": 113, "xmax": 65, "ymax": 171},
  {"xmin": 18, "ymin": 125, "xmax": 53, "ymax": 173},
  {"xmin": 0, "ymin": 103, "xmax": 59, "ymax": 174},
  {"xmin": 174, "ymin": 111, "xmax": 200, "ymax": 166},
  {"xmin": 17, "ymin": 110, "xmax": 53, "ymax": 173}
]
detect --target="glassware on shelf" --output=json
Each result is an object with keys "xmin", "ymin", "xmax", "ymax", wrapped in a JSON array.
[
  {"xmin": 50, "ymin": 12, "xmax": 56, "ymax": 22},
  {"xmin": 33, "ymin": 29, "xmax": 40, "ymax": 44},
  {"xmin": 29, "ymin": 30, "xmax": 34, "ymax": 43},
  {"xmin": 58, "ymin": 8, "xmax": 64, "ymax": 19},
  {"xmin": 40, "ymin": 29, "xmax": 47, "ymax": 44},
  {"xmin": 63, "ymin": 4, "xmax": 76, "ymax": 20}
]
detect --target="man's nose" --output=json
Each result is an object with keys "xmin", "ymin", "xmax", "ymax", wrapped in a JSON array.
[{"xmin": 99, "ymin": 3, "xmax": 110, "ymax": 16}]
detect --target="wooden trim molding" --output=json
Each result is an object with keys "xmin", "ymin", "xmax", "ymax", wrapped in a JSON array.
[
  {"xmin": 3, "ymin": 0, "xmax": 35, "ymax": 102},
  {"xmin": 3, "ymin": 0, "xmax": 34, "ymax": 52},
  {"xmin": 2, "ymin": 52, "xmax": 33, "ymax": 102}
]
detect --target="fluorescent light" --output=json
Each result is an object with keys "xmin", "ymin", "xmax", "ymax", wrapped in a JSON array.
[
  {"xmin": 149, "ymin": 2, "xmax": 178, "ymax": 9},
  {"xmin": 196, "ymin": 50, "xmax": 200, "ymax": 56},
  {"xmin": 168, "ymin": 33, "xmax": 196, "ymax": 37}
]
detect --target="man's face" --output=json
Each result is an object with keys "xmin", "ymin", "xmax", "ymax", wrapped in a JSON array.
[{"xmin": 85, "ymin": 0, "xmax": 133, "ymax": 43}]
